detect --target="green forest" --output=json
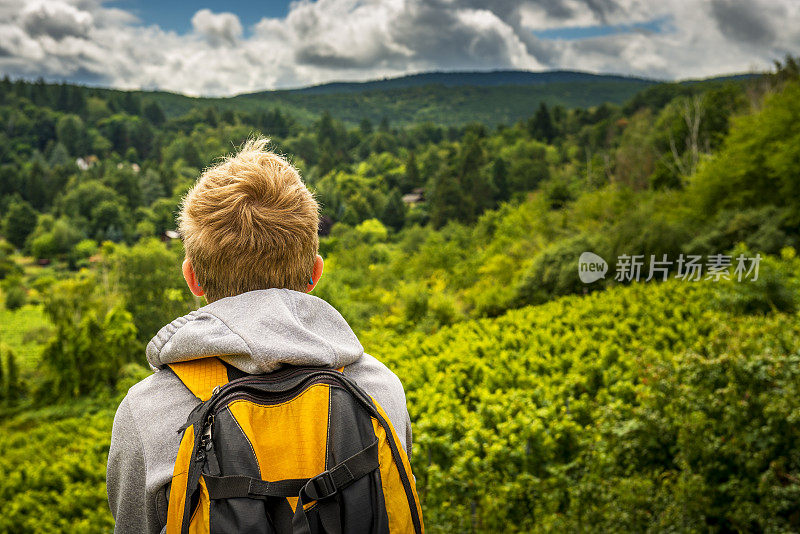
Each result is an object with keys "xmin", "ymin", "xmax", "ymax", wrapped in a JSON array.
[{"xmin": 1, "ymin": 56, "xmax": 799, "ymax": 532}]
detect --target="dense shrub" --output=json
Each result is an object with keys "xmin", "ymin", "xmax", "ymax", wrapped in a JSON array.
[
  {"xmin": 367, "ymin": 279, "xmax": 800, "ymax": 532},
  {"xmin": 690, "ymin": 81, "xmax": 800, "ymax": 222},
  {"xmin": 0, "ymin": 406, "xmax": 116, "ymax": 533},
  {"xmin": 713, "ymin": 246, "xmax": 800, "ymax": 315},
  {"xmin": 686, "ymin": 206, "xmax": 796, "ymax": 256},
  {"xmin": 0, "ymin": 239, "xmax": 21, "ymax": 280},
  {"xmin": 2, "ymin": 277, "xmax": 27, "ymax": 310},
  {"xmin": 38, "ymin": 275, "xmax": 139, "ymax": 400},
  {"xmin": 108, "ymin": 238, "xmax": 196, "ymax": 342},
  {"xmin": 513, "ymin": 234, "xmax": 603, "ymax": 307}
]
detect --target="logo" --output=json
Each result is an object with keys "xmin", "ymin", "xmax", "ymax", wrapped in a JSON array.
[{"xmin": 578, "ymin": 251, "xmax": 608, "ymax": 283}]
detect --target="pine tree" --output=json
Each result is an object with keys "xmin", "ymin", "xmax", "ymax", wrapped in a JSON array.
[
  {"xmin": 428, "ymin": 148, "xmax": 464, "ymax": 228},
  {"xmin": 221, "ymin": 109, "xmax": 235, "ymax": 124},
  {"xmin": 24, "ymin": 159, "xmax": 49, "ymax": 210},
  {"xmin": 317, "ymin": 140, "xmax": 336, "ymax": 177},
  {"xmin": 528, "ymin": 102, "xmax": 556, "ymax": 142},
  {"xmin": 0, "ymin": 346, "xmax": 5, "ymax": 403},
  {"xmin": 143, "ymin": 101, "xmax": 166, "ymax": 126},
  {"xmin": 56, "ymin": 114, "xmax": 88, "ymax": 156},
  {"xmin": 456, "ymin": 133, "xmax": 493, "ymax": 221},
  {"xmin": 492, "ymin": 158, "xmax": 509, "ymax": 203},
  {"xmin": 317, "ymin": 111, "xmax": 338, "ymax": 146},
  {"xmin": 122, "ymin": 92, "xmax": 141, "ymax": 115},
  {"xmin": 69, "ymin": 85, "xmax": 87, "ymax": 115},
  {"xmin": 56, "ymin": 83, "xmax": 70, "ymax": 111},
  {"xmin": 203, "ymin": 107, "xmax": 219, "ymax": 128},
  {"xmin": 402, "ymin": 151, "xmax": 420, "ymax": 193},
  {"xmin": 359, "ymin": 118, "xmax": 373, "ymax": 136},
  {"xmin": 381, "ymin": 189, "xmax": 407, "ymax": 231},
  {"xmin": 272, "ymin": 109, "xmax": 290, "ymax": 137},
  {"xmin": 5, "ymin": 348, "xmax": 19, "ymax": 405}
]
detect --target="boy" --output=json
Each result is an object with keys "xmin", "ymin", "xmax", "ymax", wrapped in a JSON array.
[{"xmin": 106, "ymin": 138, "xmax": 414, "ymax": 533}]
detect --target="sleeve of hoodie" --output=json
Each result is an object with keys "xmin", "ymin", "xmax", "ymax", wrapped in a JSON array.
[{"xmin": 107, "ymin": 396, "xmax": 160, "ymax": 534}]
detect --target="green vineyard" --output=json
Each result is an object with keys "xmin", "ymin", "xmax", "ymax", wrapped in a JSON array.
[{"xmin": 2, "ymin": 278, "xmax": 798, "ymax": 532}]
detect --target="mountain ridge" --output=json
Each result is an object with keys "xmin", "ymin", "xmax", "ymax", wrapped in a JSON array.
[
  {"xmin": 2, "ymin": 69, "xmax": 757, "ymax": 126},
  {"xmin": 255, "ymin": 69, "xmax": 659, "ymax": 96}
]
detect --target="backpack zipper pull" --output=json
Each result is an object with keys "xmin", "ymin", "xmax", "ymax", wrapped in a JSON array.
[{"xmin": 198, "ymin": 414, "xmax": 215, "ymax": 458}]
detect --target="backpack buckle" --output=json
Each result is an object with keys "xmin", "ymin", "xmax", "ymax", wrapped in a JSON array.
[{"xmin": 304, "ymin": 470, "xmax": 336, "ymax": 500}]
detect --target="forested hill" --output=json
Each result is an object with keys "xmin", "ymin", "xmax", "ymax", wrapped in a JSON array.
[
  {"xmin": 258, "ymin": 69, "xmax": 656, "ymax": 94},
  {"xmin": 232, "ymin": 69, "xmax": 749, "ymax": 126},
  {"xmin": 21, "ymin": 69, "xmax": 752, "ymax": 127}
]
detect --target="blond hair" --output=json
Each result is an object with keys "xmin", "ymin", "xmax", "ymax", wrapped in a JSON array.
[{"xmin": 178, "ymin": 137, "xmax": 319, "ymax": 302}]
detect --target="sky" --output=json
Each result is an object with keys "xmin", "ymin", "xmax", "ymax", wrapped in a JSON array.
[{"xmin": 0, "ymin": 0, "xmax": 798, "ymax": 97}]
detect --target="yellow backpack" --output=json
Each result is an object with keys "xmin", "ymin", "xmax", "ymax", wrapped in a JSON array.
[{"xmin": 165, "ymin": 357, "xmax": 424, "ymax": 534}]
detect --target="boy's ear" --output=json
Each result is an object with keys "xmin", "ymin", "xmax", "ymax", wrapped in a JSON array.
[
  {"xmin": 182, "ymin": 258, "xmax": 205, "ymax": 297},
  {"xmin": 306, "ymin": 254, "xmax": 324, "ymax": 293}
]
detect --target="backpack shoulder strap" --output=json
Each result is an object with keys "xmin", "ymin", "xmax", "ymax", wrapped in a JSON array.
[{"xmin": 167, "ymin": 357, "xmax": 230, "ymax": 401}]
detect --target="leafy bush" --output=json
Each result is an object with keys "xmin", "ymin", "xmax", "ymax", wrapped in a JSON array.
[
  {"xmin": 514, "ymin": 234, "xmax": 603, "ymax": 307},
  {"xmin": 2, "ymin": 278, "xmax": 27, "ymax": 310},
  {"xmin": 38, "ymin": 275, "xmax": 139, "ymax": 401},
  {"xmin": 26, "ymin": 215, "xmax": 83, "ymax": 261},
  {"xmin": 713, "ymin": 246, "xmax": 800, "ymax": 315},
  {"xmin": 585, "ymin": 320, "xmax": 800, "ymax": 531},
  {"xmin": 365, "ymin": 279, "xmax": 800, "ymax": 532},
  {"xmin": 690, "ymin": 80, "xmax": 800, "ymax": 222},
  {"xmin": 0, "ymin": 239, "xmax": 21, "ymax": 280},
  {"xmin": 2, "ymin": 197, "xmax": 38, "ymax": 249},
  {"xmin": 109, "ymin": 238, "xmax": 196, "ymax": 342},
  {"xmin": 68, "ymin": 239, "xmax": 99, "ymax": 270},
  {"xmin": 686, "ymin": 206, "xmax": 795, "ymax": 256},
  {"xmin": 0, "ymin": 405, "xmax": 116, "ymax": 533},
  {"xmin": 1, "ymin": 344, "xmax": 21, "ymax": 405}
]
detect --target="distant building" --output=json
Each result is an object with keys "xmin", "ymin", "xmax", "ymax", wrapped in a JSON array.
[
  {"xmin": 75, "ymin": 155, "xmax": 98, "ymax": 171},
  {"xmin": 116, "ymin": 162, "xmax": 140, "ymax": 173},
  {"xmin": 402, "ymin": 187, "xmax": 425, "ymax": 205},
  {"xmin": 161, "ymin": 229, "xmax": 181, "ymax": 248}
]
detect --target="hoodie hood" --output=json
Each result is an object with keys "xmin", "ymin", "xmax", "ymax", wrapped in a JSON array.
[{"xmin": 146, "ymin": 288, "xmax": 364, "ymax": 374}]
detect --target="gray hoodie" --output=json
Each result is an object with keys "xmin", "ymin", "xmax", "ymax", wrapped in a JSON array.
[{"xmin": 106, "ymin": 289, "xmax": 412, "ymax": 534}]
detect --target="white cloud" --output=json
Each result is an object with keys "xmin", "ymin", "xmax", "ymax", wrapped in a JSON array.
[
  {"xmin": 191, "ymin": 9, "xmax": 242, "ymax": 47},
  {"xmin": 20, "ymin": 1, "xmax": 93, "ymax": 40},
  {"xmin": 0, "ymin": 0, "xmax": 796, "ymax": 96}
]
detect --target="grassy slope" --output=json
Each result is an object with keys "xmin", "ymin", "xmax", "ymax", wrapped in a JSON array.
[{"xmin": 0, "ymin": 301, "xmax": 50, "ymax": 373}]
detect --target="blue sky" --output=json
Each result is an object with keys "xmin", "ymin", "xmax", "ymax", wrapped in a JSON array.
[
  {"xmin": 114, "ymin": 1, "xmax": 671, "ymax": 41},
  {"xmin": 0, "ymin": 0, "xmax": 796, "ymax": 96},
  {"xmin": 115, "ymin": 0, "xmax": 293, "ymax": 35},
  {"xmin": 532, "ymin": 17, "xmax": 673, "ymax": 41}
]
